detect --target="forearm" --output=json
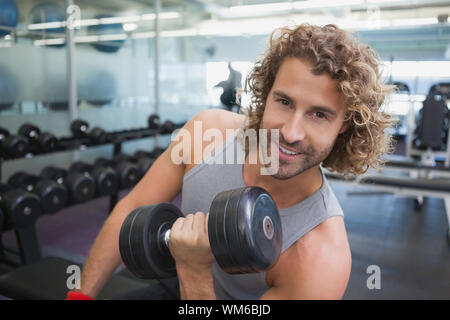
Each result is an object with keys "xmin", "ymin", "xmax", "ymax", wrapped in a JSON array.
[
  {"xmin": 176, "ymin": 266, "xmax": 216, "ymax": 300},
  {"xmin": 79, "ymin": 201, "xmax": 134, "ymax": 298}
]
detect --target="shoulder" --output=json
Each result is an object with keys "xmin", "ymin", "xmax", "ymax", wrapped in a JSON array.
[
  {"xmin": 180, "ymin": 109, "xmax": 246, "ymax": 173},
  {"xmin": 263, "ymin": 216, "xmax": 351, "ymax": 299},
  {"xmin": 193, "ymin": 108, "xmax": 246, "ymax": 131}
]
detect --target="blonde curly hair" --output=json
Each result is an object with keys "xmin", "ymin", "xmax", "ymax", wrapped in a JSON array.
[{"xmin": 243, "ymin": 23, "xmax": 396, "ymax": 176}]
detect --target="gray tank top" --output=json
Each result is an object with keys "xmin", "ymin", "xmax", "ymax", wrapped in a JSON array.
[{"xmin": 181, "ymin": 125, "xmax": 344, "ymax": 300}]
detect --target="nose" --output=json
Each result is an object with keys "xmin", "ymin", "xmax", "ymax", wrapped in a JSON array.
[{"xmin": 280, "ymin": 114, "xmax": 306, "ymax": 145}]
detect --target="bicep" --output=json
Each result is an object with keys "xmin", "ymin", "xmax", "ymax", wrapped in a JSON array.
[{"xmin": 260, "ymin": 244, "xmax": 351, "ymax": 300}]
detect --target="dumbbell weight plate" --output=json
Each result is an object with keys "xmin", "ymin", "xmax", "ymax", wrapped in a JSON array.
[
  {"xmin": 70, "ymin": 119, "xmax": 89, "ymax": 138},
  {"xmin": 119, "ymin": 203, "xmax": 183, "ymax": 279},
  {"xmin": 34, "ymin": 180, "xmax": 68, "ymax": 214},
  {"xmin": 3, "ymin": 135, "xmax": 29, "ymax": 157},
  {"xmin": 92, "ymin": 166, "xmax": 119, "ymax": 196},
  {"xmin": 18, "ymin": 123, "xmax": 40, "ymax": 140},
  {"xmin": 2, "ymin": 189, "xmax": 41, "ymax": 228},
  {"xmin": 207, "ymin": 188, "xmax": 236, "ymax": 273},
  {"xmin": 38, "ymin": 132, "xmax": 58, "ymax": 152},
  {"xmin": 90, "ymin": 127, "xmax": 107, "ymax": 144},
  {"xmin": 65, "ymin": 172, "xmax": 96, "ymax": 203},
  {"xmin": 162, "ymin": 120, "xmax": 176, "ymax": 134},
  {"xmin": 208, "ymin": 187, "xmax": 282, "ymax": 274},
  {"xmin": 148, "ymin": 114, "xmax": 161, "ymax": 129},
  {"xmin": 115, "ymin": 162, "xmax": 140, "ymax": 189}
]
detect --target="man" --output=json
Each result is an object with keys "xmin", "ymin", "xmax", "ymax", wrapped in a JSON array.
[{"xmin": 67, "ymin": 23, "xmax": 395, "ymax": 300}]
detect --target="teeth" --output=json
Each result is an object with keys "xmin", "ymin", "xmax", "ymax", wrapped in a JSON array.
[{"xmin": 279, "ymin": 145, "xmax": 299, "ymax": 155}]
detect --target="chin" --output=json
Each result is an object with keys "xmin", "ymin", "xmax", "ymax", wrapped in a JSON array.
[{"xmin": 269, "ymin": 166, "xmax": 306, "ymax": 180}]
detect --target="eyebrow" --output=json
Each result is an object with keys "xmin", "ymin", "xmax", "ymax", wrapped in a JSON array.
[{"xmin": 272, "ymin": 90, "xmax": 338, "ymax": 118}]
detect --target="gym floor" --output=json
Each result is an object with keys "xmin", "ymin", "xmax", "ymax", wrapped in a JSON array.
[{"xmin": 1, "ymin": 180, "xmax": 449, "ymax": 300}]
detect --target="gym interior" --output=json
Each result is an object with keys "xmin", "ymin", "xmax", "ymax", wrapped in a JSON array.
[{"xmin": 0, "ymin": 0, "xmax": 449, "ymax": 300}]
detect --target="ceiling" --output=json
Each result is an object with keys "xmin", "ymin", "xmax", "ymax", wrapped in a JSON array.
[{"xmin": 9, "ymin": 0, "xmax": 450, "ymax": 60}]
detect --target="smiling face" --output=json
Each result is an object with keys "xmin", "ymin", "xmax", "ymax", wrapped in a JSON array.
[{"xmin": 261, "ymin": 56, "xmax": 348, "ymax": 180}]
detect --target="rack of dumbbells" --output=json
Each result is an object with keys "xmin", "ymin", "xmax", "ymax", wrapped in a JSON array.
[{"xmin": 0, "ymin": 114, "xmax": 182, "ymax": 267}]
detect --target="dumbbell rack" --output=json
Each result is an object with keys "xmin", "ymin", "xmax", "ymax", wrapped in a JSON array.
[{"xmin": 0, "ymin": 122, "xmax": 183, "ymax": 267}]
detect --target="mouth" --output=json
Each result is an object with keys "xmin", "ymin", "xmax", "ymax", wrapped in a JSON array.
[{"xmin": 276, "ymin": 143, "xmax": 302, "ymax": 161}]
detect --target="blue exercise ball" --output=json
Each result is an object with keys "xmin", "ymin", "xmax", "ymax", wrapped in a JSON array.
[
  {"xmin": 0, "ymin": 64, "xmax": 19, "ymax": 111},
  {"xmin": 80, "ymin": 69, "xmax": 117, "ymax": 106},
  {"xmin": 0, "ymin": 0, "xmax": 18, "ymax": 38},
  {"xmin": 30, "ymin": 2, "xmax": 65, "ymax": 34},
  {"xmin": 88, "ymin": 15, "xmax": 125, "ymax": 53}
]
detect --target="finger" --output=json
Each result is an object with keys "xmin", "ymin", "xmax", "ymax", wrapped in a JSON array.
[
  {"xmin": 193, "ymin": 212, "xmax": 206, "ymax": 235},
  {"xmin": 184, "ymin": 213, "xmax": 194, "ymax": 231}
]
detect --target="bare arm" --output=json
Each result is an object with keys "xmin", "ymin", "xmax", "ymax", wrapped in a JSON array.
[
  {"xmin": 78, "ymin": 120, "xmax": 192, "ymax": 298},
  {"xmin": 260, "ymin": 225, "xmax": 352, "ymax": 300}
]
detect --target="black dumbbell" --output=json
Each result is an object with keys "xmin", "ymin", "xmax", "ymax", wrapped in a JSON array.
[
  {"xmin": 119, "ymin": 186, "xmax": 282, "ymax": 279},
  {"xmin": 0, "ymin": 183, "xmax": 41, "ymax": 230},
  {"xmin": 0, "ymin": 127, "xmax": 30, "ymax": 158},
  {"xmin": 69, "ymin": 161, "xmax": 119, "ymax": 196},
  {"xmin": 40, "ymin": 166, "xmax": 96, "ymax": 204},
  {"xmin": 70, "ymin": 119, "xmax": 108, "ymax": 145},
  {"xmin": 94, "ymin": 157, "xmax": 140, "ymax": 189},
  {"xmin": 161, "ymin": 120, "xmax": 176, "ymax": 134},
  {"xmin": 18, "ymin": 123, "xmax": 58, "ymax": 153},
  {"xmin": 148, "ymin": 114, "xmax": 161, "ymax": 130},
  {"xmin": 115, "ymin": 153, "xmax": 154, "ymax": 178},
  {"xmin": 8, "ymin": 172, "xmax": 68, "ymax": 214}
]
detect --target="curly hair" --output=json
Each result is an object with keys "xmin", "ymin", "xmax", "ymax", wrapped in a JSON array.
[{"xmin": 243, "ymin": 23, "xmax": 396, "ymax": 176}]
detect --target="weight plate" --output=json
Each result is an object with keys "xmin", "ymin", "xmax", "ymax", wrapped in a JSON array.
[
  {"xmin": 36, "ymin": 180, "xmax": 68, "ymax": 214},
  {"xmin": 210, "ymin": 187, "xmax": 282, "ymax": 275},
  {"xmin": 209, "ymin": 189, "xmax": 239, "ymax": 272},
  {"xmin": 148, "ymin": 114, "xmax": 161, "ymax": 129},
  {"xmin": 4, "ymin": 189, "xmax": 41, "ymax": 228},
  {"xmin": 70, "ymin": 173, "xmax": 95, "ymax": 203},
  {"xmin": 95, "ymin": 167, "xmax": 119, "ymax": 196},
  {"xmin": 222, "ymin": 188, "xmax": 249, "ymax": 274},
  {"xmin": 119, "ymin": 203, "xmax": 183, "ymax": 279},
  {"xmin": 238, "ymin": 187, "xmax": 282, "ymax": 272},
  {"xmin": 116, "ymin": 162, "xmax": 140, "ymax": 189}
]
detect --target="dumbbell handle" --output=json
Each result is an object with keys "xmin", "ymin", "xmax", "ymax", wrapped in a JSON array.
[{"xmin": 163, "ymin": 229, "xmax": 171, "ymax": 248}]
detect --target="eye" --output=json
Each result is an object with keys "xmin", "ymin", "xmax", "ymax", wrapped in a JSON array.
[
  {"xmin": 277, "ymin": 99, "xmax": 290, "ymax": 106},
  {"xmin": 315, "ymin": 111, "xmax": 327, "ymax": 119}
]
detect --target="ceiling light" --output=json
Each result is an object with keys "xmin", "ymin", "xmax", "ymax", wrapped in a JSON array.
[{"xmin": 123, "ymin": 23, "xmax": 138, "ymax": 32}]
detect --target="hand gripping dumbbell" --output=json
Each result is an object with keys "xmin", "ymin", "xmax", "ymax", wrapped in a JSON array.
[
  {"xmin": 115, "ymin": 153, "xmax": 154, "ymax": 178},
  {"xmin": 94, "ymin": 157, "xmax": 140, "ymax": 189},
  {"xmin": 0, "ymin": 183, "xmax": 41, "ymax": 230},
  {"xmin": 70, "ymin": 119, "xmax": 108, "ymax": 145},
  {"xmin": 0, "ymin": 127, "xmax": 30, "ymax": 158},
  {"xmin": 69, "ymin": 161, "xmax": 119, "ymax": 196},
  {"xmin": 119, "ymin": 187, "xmax": 282, "ymax": 279},
  {"xmin": 40, "ymin": 166, "xmax": 96, "ymax": 204},
  {"xmin": 8, "ymin": 172, "xmax": 68, "ymax": 214},
  {"xmin": 18, "ymin": 123, "xmax": 58, "ymax": 153}
]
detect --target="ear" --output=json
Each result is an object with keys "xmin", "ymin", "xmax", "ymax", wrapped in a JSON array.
[{"xmin": 338, "ymin": 121, "xmax": 350, "ymax": 134}]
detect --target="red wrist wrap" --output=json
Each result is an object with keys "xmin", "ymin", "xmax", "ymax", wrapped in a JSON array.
[{"xmin": 66, "ymin": 291, "xmax": 93, "ymax": 300}]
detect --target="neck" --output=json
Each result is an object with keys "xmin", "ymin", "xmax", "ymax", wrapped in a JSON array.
[{"xmin": 242, "ymin": 159, "xmax": 323, "ymax": 209}]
